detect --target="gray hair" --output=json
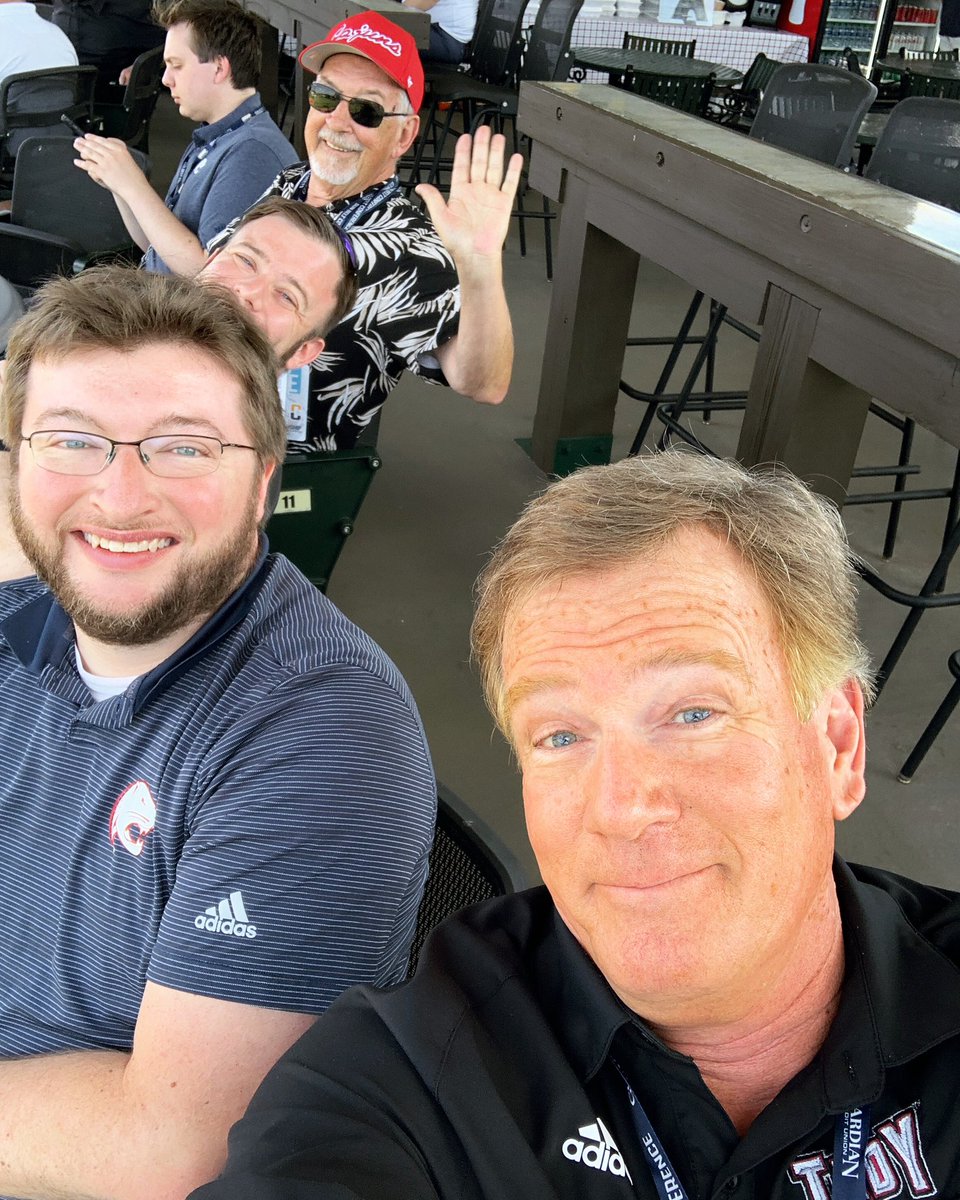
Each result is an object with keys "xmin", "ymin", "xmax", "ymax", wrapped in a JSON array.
[{"xmin": 472, "ymin": 451, "xmax": 873, "ymax": 739}]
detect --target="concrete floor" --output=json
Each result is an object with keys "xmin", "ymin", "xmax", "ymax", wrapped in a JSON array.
[{"xmin": 149, "ymin": 92, "xmax": 960, "ymax": 892}]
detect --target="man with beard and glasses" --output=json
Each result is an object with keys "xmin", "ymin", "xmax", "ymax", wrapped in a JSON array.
[
  {"xmin": 0, "ymin": 196, "xmax": 358, "ymax": 581},
  {"xmin": 206, "ymin": 10, "xmax": 523, "ymax": 451},
  {"xmin": 0, "ymin": 266, "xmax": 435, "ymax": 1200}
]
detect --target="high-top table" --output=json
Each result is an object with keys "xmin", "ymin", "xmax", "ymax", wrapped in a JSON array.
[
  {"xmin": 564, "ymin": 15, "xmax": 809, "ymax": 73},
  {"xmin": 516, "ymin": 81, "xmax": 960, "ymax": 503},
  {"xmin": 874, "ymin": 54, "xmax": 960, "ymax": 81},
  {"xmin": 573, "ymin": 45, "xmax": 744, "ymax": 84}
]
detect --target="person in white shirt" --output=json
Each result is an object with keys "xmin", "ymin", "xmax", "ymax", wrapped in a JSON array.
[
  {"xmin": 403, "ymin": 0, "xmax": 478, "ymax": 63},
  {"xmin": 0, "ymin": 0, "xmax": 77, "ymax": 89}
]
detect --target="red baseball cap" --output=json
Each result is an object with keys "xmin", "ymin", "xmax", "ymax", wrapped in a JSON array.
[{"xmin": 299, "ymin": 12, "xmax": 425, "ymax": 113}]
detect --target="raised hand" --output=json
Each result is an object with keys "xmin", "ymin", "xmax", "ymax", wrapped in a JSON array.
[{"xmin": 414, "ymin": 125, "xmax": 523, "ymax": 267}]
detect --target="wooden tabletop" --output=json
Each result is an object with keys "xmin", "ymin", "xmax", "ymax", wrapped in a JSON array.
[
  {"xmin": 516, "ymin": 81, "xmax": 960, "ymax": 495},
  {"xmin": 572, "ymin": 46, "xmax": 745, "ymax": 84}
]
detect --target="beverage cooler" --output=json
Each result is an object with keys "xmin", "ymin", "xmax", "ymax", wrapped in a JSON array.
[{"xmin": 776, "ymin": 0, "xmax": 940, "ymax": 70}]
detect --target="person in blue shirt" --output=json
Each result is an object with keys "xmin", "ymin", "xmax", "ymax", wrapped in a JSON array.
[
  {"xmin": 72, "ymin": 0, "xmax": 297, "ymax": 274},
  {"xmin": 0, "ymin": 265, "xmax": 435, "ymax": 1198}
]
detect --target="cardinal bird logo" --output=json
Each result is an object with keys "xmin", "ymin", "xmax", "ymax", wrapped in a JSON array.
[{"xmin": 109, "ymin": 780, "xmax": 158, "ymax": 857}]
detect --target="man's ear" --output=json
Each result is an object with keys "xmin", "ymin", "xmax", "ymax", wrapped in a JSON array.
[
  {"xmin": 256, "ymin": 459, "xmax": 276, "ymax": 526},
  {"xmin": 825, "ymin": 678, "xmax": 867, "ymax": 822},
  {"xmin": 395, "ymin": 113, "xmax": 420, "ymax": 159},
  {"xmin": 212, "ymin": 54, "xmax": 231, "ymax": 84},
  {"xmin": 283, "ymin": 337, "xmax": 324, "ymax": 372}
]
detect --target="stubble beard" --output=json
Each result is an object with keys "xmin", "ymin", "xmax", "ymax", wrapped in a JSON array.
[{"xmin": 9, "ymin": 481, "xmax": 262, "ymax": 647}]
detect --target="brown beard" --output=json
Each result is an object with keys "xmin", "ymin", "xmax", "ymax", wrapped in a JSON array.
[{"xmin": 9, "ymin": 477, "xmax": 261, "ymax": 647}]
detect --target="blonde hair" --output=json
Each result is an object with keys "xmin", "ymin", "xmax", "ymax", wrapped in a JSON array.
[{"xmin": 472, "ymin": 452, "xmax": 873, "ymax": 738}]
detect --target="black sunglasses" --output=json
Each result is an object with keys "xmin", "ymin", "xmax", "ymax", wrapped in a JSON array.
[{"xmin": 308, "ymin": 82, "xmax": 407, "ymax": 129}]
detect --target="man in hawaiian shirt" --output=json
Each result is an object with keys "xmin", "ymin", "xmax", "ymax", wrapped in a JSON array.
[{"xmin": 208, "ymin": 10, "xmax": 522, "ymax": 450}]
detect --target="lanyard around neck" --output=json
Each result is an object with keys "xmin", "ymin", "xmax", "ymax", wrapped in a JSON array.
[
  {"xmin": 296, "ymin": 174, "xmax": 401, "ymax": 230},
  {"xmin": 612, "ymin": 1062, "xmax": 871, "ymax": 1200},
  {"xmin": 168, "ymin": 105, "xmax": 265, "ymax": 202},
  {"xmin": 336, "ymin": 176, "xmax": 400, "ymax": 230}
]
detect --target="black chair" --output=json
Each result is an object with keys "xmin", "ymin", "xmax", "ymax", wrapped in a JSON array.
[
  {"xmin": 869, "ymin": 49, "xmax": 958, "ymax": 105},
  {"xmin": 865, "ymin": 94, "xmax": 960, "ymax": 207},
  {"xmin": 403, "ymin": 0, "xmax": 531, "ymax": 210},
  {"xmin": 0, "ymin": 135, "xmax": 148, "ymax": 293},
  {"xmin": 453, "ymin": 0, "xmax": 498, "ymax": 72},
  {"xmin": 903, "ymin": 71, "xmax": 960, "ymax": 100},
  {"xmin": 600, "ymin": 33, "xmax": 696, "ymax": 90},
  {"xmin": 623, "ymin": 68, "xmax": 716, "ymax": 116},
  {"xmin": 899, "ymin": 47, "xmax": 960, "ymax": 61},
  {"xmin": 93, "ymin": 46, "xmax": 164, "ymax": 152},
  {"xmin": 623, "ymin": 32, "xmax": 695, "ymax": 55},
  {"xmin": 264, "ymin": 445, "xmax": 382, "ymax": 592},
  {"xmin": 407, "ymin": 783, "xmax": 527, "ymax": 974},
  {"xmin": 749, "ymin": 61, "xmax": 878, "ymax": 168},
  {"xmin": 711, "ymin": 51, "xmax": 780, "ymax": 127},
  {"xmin": 411, "ymin": 0, "xmax": 584, "ymax": 277},
  {"xmin": 0, "ymin": 64, "xmax": 97, "ymax": 186},
  {"xmin": 830, "ymin": 97, "xmax": 960, "ymax": 560},
  {"xmin": 0, "ymin": 224, "xmax": 80, "ymax": 297},
  {"xmin": 407, "ymin": 0, "xmax": 533, "ymax": 186},
  {"xmin": 458, "ymin": 0, "xmax": 530, "ymax": 85}
]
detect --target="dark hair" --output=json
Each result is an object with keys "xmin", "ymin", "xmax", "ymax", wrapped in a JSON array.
[
  {"xmin": 153, "ymin": 0, "xmax": 261, "ymax": 89},
  {"xmin": 229, "ymin": 197, "xmax": 358, "ymax": 336},
  {"xmin": 2, "ymin": 267, "xmax": 286, "ymax": 468}
]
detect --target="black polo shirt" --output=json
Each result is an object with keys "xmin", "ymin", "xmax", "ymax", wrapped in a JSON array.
[{"xmin": 194, "ymin": 860, "xmax": 960, "ymax": 1199}]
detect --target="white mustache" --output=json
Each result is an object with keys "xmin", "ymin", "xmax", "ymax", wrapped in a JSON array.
[{"xmin": 319, "ymin": 132, "xmax": 363, "ymax": 153}]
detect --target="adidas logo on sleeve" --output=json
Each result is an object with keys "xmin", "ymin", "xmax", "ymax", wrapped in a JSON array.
[
  {"xmin": 194, "ymin": 891, "xmax": 257, "ymax": 939},
  {"xmin": 563, "ymin": 1118, "xmax": 633, "ymax": 1182}
]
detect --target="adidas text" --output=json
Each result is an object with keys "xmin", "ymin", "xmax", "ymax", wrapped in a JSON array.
[
  {"xmin": 195, "ymin": 891, "xmax": 257, "ymax": 939},
  {"xmin": 563, "ymin": 1120, "xmax": 632, "ymax": 1181}
]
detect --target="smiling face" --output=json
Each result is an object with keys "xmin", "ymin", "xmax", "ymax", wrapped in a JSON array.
[
  {"xmin": 161, "ymin": 22, "xmax": 222, "ymax": 122},
  {"xmin": 303, "ymin": 54, "xmax": 419, "ymax": 201},
  {"xmin": 503, "ymin": 526, "xmax": 866, "ymax": 1026},
  {"xmin": 11, "ymin": 343, "xmax": 270, "ymax": 660},
  {"xmin": 200, "ymin": 213, "xmax": 340, "ymax": 369}
]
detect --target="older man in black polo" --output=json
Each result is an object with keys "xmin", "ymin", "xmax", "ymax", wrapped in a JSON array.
[{"xmin": 195, "ymin": 452, "xmax": 960, "ymax": 1199}]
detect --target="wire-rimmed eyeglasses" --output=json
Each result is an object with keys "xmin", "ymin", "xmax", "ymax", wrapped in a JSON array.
[{"xmin": 23, "ymin": 431, "xmax": 258, "ymax": 478}]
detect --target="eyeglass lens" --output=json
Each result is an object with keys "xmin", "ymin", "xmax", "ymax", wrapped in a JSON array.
[
  {"xmin": 308, "ymin": 83, "xmax": 387, "ymax": 129},
  {"xmin": 28, "ymin": 431, "xmax": 228, "ymax": 478}
]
